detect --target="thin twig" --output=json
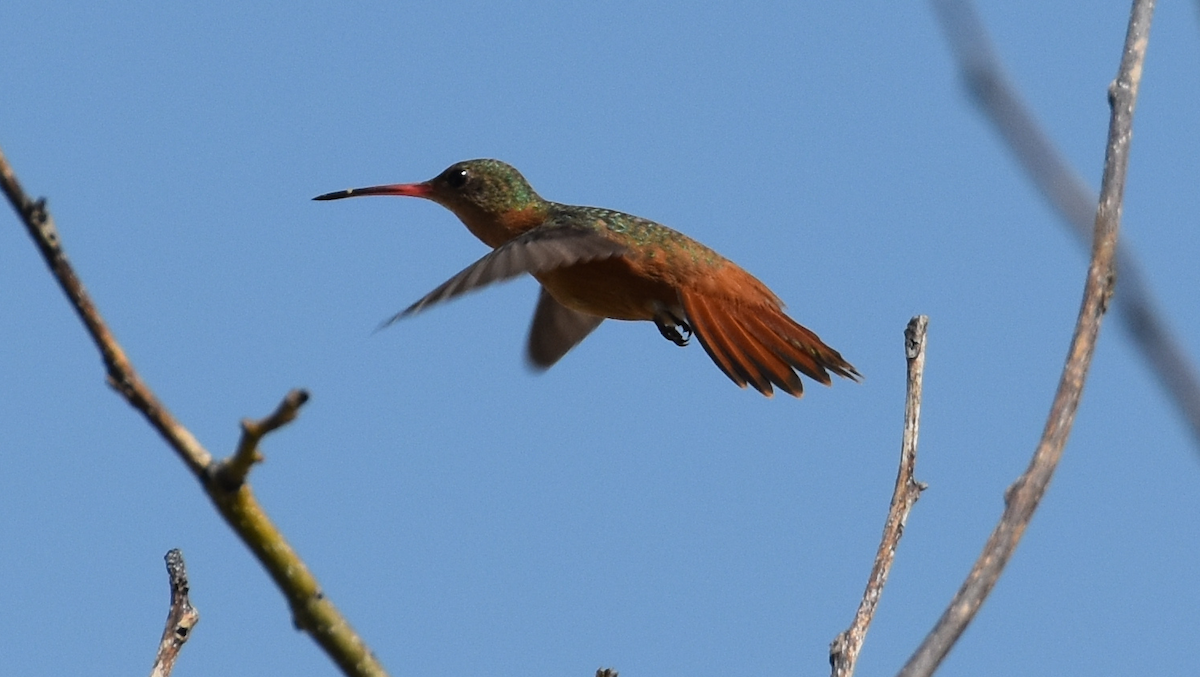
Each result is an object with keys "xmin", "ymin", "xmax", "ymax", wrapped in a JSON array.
[
  {"xmin": 898, "ymin": 3, "xmax": 1156, "ymax": 675},
  {"xmin": 149, "ymin": 549, "xmax": 200, "ymax": 677},
  {"xmin": 0, "ymin": 145, "xmax": 388, "ymax": 677},
  {"xmin": 830, "ymin": 316, "xmax": 928, "ymax": 677},
  {"xmin": 931, "ymin": 0, "xmax": 1200, "ymax": 450}
]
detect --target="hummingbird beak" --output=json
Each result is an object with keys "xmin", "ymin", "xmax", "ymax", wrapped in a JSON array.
[{"xmin": 312, "ymin": 182, "xmax": 433, "ymax": 201}]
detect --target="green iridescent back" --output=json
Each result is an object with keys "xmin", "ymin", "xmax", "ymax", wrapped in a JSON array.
[{"xmin": 547, "ymin": 203, "xmax": 726, "ymax": 270}]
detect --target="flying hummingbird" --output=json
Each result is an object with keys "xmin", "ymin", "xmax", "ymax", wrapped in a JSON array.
[{"xmin": 314, "ymin": 159, "xmax": 859, "ymax": 397}]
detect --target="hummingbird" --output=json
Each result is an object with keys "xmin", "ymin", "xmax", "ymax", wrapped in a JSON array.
[{"xmin": 314, "ymin": 159, "xmax": 859, "ymax": 397}]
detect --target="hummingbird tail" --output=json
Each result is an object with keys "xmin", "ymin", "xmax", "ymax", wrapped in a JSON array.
[{"xmin": 679, "ymin": 285, "xmax": 859, "ymax": 398}]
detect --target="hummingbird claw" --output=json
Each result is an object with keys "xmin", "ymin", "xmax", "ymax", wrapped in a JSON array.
[{"xmin": 654, "ymin": 310, "xmax": 692, "ymax": 347}]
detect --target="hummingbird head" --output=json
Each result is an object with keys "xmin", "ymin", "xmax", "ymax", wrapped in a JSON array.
[
  {"xmin": 314, "ymin": 159, "xmax": 550, "ymax": 246},
  {"xmin": 314, "ymin": 159, "xmax": 545, "ymax": 221}
]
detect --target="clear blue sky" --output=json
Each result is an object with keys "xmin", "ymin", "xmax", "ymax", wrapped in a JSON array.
[{"xmin": 2, "ymin": 2, "xmax": 1198, "ymax": 676}]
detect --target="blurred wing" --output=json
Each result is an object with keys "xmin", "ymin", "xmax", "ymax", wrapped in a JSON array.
[
  {"xmin": 381, "ymin": 226, "xmax": 626, "ymax": 328},
  {"xmin": 526, "ymin": 287, "xmax": 605, "ymax": 370}
]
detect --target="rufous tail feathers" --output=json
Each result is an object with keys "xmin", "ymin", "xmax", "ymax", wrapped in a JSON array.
[{"xmin": 680, "ymin": 269, "xmax": 859, "ymax": 398}]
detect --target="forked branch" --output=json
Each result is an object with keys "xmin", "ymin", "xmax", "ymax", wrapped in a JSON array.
[{"xmin": 0, "ymin": 146, "xmax": 388, "ymax": 677}]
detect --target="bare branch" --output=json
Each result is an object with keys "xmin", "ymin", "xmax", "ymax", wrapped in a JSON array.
[
  {"xmin": 898, "ymin": 3, "xmax": 1156, "ymax": 675},
  {"xmin": 0, "ymin": 145, "xmax": 389, "ymax": 677},
  {"xmin": 830, "ymin": 316, "xmax": 928, "ymax": 677},
  {"xmin": 932, "ymin": 0, "xmax": 1200, "ymax": 450},
  {"xmin": 149, "ymin": 549, "xmax": 200, "ymax": 677}
]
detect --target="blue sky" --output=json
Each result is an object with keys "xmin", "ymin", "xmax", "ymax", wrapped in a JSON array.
[{"xmin": 2, "ymin": 2, "xmax": 1198, "ymax": 676}]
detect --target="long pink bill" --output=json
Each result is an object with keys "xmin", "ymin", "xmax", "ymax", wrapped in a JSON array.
[{"xmin": 312, "ymin": 182, "xmax": 432, "ymax": 201}]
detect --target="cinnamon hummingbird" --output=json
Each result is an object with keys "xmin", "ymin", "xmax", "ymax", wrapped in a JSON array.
[{"xmin": 314, "ymin": 159, "xmax": 859, "ymax": 397}]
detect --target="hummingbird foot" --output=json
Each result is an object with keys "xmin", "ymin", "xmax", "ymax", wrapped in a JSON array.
[{"xmin": 653, "ymin": 309, "xmax": 692, "ymax": 347}]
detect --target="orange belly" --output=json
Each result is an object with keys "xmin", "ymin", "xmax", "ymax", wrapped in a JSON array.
[{"xmin": 534, "ymin": 258, "xmax": 682, "ymax": 321}]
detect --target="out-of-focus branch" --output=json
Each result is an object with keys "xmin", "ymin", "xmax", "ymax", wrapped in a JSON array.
[
  {"xmin": 829, "ymin": 316, "xmax": 928, "ymax": 677},
  {"xmin": 150, "ymin": 549, "xmax": 200, "ymax": 677},
  {"xmin": 899, "ymin": 3, "xmax": 1157, "ymax": 675},
  {"xmin": 0, "ymin": 145, "xmax": 388, "ymax": 677},
  {"xmin": 932, "ymin": 0, "xmax": 1200, "ymax": 451}
]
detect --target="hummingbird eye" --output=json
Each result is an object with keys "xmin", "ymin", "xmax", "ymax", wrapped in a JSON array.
[{"xmin": 445, "ymin": 167, "xmax": 470, "ymax": 189}]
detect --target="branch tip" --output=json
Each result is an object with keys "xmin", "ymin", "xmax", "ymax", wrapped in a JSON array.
[
  {"xmin": 215, "ymin": 388, "xmax": 311, "ymax": 488},
  {"xmin": 829, "ymin": 315, "xmax": 928, "ymax": 677},
  {"xmin": 149, "ymin": 549, "xmax": 199, "ymax": 677}
]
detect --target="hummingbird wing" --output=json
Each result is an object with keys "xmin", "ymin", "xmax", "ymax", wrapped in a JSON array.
[
  {"xmin": 526, "ymin": 287, "xmax": 605, "ymax": 370},
  {"xmin": 381, "ymin": 226, "xmax": 626, "ymax": 328}
]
